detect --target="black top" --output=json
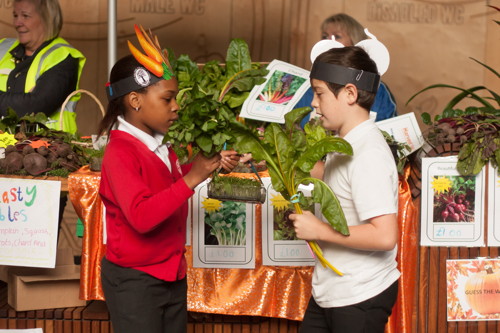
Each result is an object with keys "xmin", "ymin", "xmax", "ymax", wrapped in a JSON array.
[{"xmin": 0, "ymin": 39, "xmax": 79, "ymax": 117}]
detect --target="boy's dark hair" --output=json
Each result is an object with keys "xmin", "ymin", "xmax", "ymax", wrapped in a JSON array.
[
  {"xmin": 98, "ymin": 55, "xmax": 149, "ymax": 135},
  {"xmin": 315, "ymin": 46, "xmax": 378, "ymax": 111}
]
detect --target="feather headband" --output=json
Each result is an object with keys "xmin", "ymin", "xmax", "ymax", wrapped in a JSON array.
[{"xmin": 106, "ymin": 24, "xmax": 175, "ymax": 101}]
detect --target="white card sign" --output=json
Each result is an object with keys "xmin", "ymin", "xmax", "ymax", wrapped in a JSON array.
[
  {"xmin": 0, "ymin": 177, "xmax": 61, "ymax": 268},
  {"xmin": 487, "ymin": 163, "xmax": 500, "ymax": 246},
  {"xmin": 420, "ymin": 157, "xmax": 485, "ymax": 247},
  {"xmin": 261, "ymin": 178, "xmax": 314, "ymax": 266},
  {"xmin": 239, "ymin": 60, "xmax": 311, "ymax": 123},
  {"xmin": 192, "ymin": 180, "xmax": 255, "ymax": 269},
  {"xmin": 375, "ymin": 112, "xmax": 424, "ymax": 155}
]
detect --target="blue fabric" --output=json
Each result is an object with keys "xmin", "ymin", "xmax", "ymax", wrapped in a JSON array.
[
  {"xmin": 295, "ymin": 82, "xmax": 397, "ymax": 127},
  {"xmin": 372, "ymin": 82, "xmax": 397, "ymax": 121}
]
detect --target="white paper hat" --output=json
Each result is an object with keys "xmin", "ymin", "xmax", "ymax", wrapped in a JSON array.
[{"xmin": 309, "ymin": 28, "xmax": 390, "ymax": 75}]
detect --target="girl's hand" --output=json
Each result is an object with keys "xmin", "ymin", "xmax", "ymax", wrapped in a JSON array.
[
  {"xmin": 184, "ymin": 153, "xmax": 221, "ymax": 189},
  {"xmin": 288, "ymin": 210, "xmax": 326, "ymax": 241},
  {"xmin": 220, "ymin": 150, "xmax": 240, "ymax": 172}
]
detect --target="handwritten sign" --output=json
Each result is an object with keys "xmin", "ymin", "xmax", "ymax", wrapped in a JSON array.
[
  {"xmin": 375, "ymin": 112, "xmax": 424, "ymax": 155},
  {"xmin": 0, "ymin": 177, "xmax": 61, "ymax": 268}
]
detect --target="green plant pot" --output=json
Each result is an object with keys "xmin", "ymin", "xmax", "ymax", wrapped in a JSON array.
[{"xmin": 207, "ymin": 177, "xmax": 266, "ymax": 203}]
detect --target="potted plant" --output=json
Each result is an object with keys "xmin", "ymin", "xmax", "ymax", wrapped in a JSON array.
[
  {"xmin": 231, "ymin": 107, "xmax": 353, "ymax": 275},
  {"xmin": 406, "ymin": 5, "xmax": 499, "ymax": 176}
]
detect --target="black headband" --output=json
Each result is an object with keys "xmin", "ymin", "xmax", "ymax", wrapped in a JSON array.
[
  {"xmin": 106, "ymin": 66, "xmax": 163, "ymax": 101},
  {"xmin": 310, "ymin": 61, "xmax": 380, "ymax": 93}
]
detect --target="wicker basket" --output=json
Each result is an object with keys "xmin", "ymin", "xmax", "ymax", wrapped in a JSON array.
[{"xmin": 59, "ymin": 89, "xmax": 106, "ymax": 136}]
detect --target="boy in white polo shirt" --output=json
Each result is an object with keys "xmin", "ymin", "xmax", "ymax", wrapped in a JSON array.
[{"xmin": 289, "ymin": 45, "xmax": 400, "ymax": 332}]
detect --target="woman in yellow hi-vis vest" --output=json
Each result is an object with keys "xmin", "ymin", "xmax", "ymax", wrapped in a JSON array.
[{"xmin": 0, "ymin": 0, "xmax": 85, "ymax": 134}]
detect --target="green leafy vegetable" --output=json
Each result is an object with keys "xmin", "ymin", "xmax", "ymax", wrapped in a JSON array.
[
  {"xmin": 166, "ymin": 39, "xmax": 268, "ymax": 158},
  {"xmin": 230, "ymin": 106, "xmax": 353, "ymax": 275}
]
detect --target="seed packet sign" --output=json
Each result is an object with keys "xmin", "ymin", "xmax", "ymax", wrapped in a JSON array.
[
  {"xmin": 261, "ymin": 178, "xmax": 314, "ymax": 266},
  {"xmin": 446, "ymin": 259, "xmax": 500, "ymax": 321},
  {"xmin": 0, "ymin": 177, "xmax": 60, "ymax": 268},
  {"xmin": 420, "ymin": 156, "xmax": 485, "ymax": 247},
  {"xmin": 239, "ymin": 60, "xmax": 311, "ymax": 124},
  {"xmin": 487, "ymin": 163, "xmax": 500, "ymax": 246},
  {"xmin": 192, "ymin": 180, "xmax": 255, "ymax": 269}
]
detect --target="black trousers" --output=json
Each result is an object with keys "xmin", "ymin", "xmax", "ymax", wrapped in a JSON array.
[
  {"xmin": 300, "ymin": 280, "xmax": 398, "ymax": 333},
  {"xmin": 101, "ymin": 257, "xmax": 187, "ymax": 333}
]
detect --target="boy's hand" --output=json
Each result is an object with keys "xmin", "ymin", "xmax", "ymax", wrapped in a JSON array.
[
  {"xmin": 220, "ymin": 150, "xmax": 240, "ymax": 172},
  {"xmin": 288, "ymin": 210, "xmax": 326, "ymax": 241}
]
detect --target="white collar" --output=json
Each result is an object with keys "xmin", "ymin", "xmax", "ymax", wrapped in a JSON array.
[{"xmin": 115, "ymin": 116, "xmax": 170, "ymax": 152}]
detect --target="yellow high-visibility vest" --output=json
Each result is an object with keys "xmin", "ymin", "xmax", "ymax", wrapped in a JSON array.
[{"xmin": 0, "ymin": 37, "xmax": 86, "ymax": 134}]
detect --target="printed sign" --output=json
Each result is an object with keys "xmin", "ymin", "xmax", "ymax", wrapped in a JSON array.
[
  {"xmin": 447, "ymin": 259, "xmax": 500, "ymax": 321},
  {"xmin": 239, "ymin": 60, "xmax": 311, "ymax": 123},
  {"xmin": 487, "ymin": 163, "xmax": 500, "ymax": 246},
  {"xmin": 192, "ymin": 180, "xmax": 255, "ymax": 269},
  {"xmin": 0, "ymin": 177, "xmax": 61, "ymax": 268},
  {"xmin": 261, "ymin": 178, "xmax": 314, "ymax": 266},
  {"xmin": 420, "ymin": 156, "xmax": 485, "ymax": 247}
]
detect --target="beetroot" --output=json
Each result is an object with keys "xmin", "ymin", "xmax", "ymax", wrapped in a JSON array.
[
  {"xmin": 23, "ymin": 153, "xmax": 48, "ymax": 176},
  {"xmin": 4, "ymin": 152, "xmax": 24, "ymax": 173}
]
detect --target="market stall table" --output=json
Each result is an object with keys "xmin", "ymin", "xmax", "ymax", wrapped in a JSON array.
[{"xmin": 68, "ymin": 165, "xmax": 417, "ymax": 330}]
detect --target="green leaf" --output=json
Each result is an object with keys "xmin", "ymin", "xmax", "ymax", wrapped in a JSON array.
[
  {"xmin": 301, "ymin": 178, "xmax": 349, "ymax": 235},
  {"xmin": 265, "ymin": 123, "xmax": 295, "ymax": 182},
  {"xmin": 457, "ymin": 142, "xmax": 485, "ymax": 175},
  {"xmin": 196, "ymin": 135, "xmax": 213, "ymax": 154},
  {"xmin": 421, "ymin": 112, "xmax": 432, "ymax": 125},
  {"xmin": 296, "ymin": 137, "xmax": 353, "ymax": 173},
  {"xmin": 225, "ymin": 38, "xmax": 252, "ymax": 78},
  {"xmin": 284, "ymin": 107, "xmax": 312, "ymax": 133}
]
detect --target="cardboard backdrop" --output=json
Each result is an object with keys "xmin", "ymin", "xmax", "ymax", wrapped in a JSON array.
[{"xmin": 0, "ymin": 0, "xmax": 499, "ymax": 135}]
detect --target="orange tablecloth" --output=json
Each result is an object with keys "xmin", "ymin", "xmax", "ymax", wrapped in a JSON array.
[{"xmin": 68, "ymin": 165, "xmax": 417, "ymax": 329}]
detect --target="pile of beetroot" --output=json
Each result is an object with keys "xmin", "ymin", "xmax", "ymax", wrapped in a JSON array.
[{"xmin": 0, "ymin": 137, "xmax": 88, "ymax": 177}]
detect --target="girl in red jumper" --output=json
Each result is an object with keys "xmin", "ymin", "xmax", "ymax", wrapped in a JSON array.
[{"xmin": 98, "ymin": 30, "xmax": 239, "ymax": 332}]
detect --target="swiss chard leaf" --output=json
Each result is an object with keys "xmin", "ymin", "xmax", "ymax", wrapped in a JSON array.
[
  {"xmin": 284, "ymin": 107, "xmax": 312, "ymax": 133},
  {"xmin": 225, "ymin": 38, "xmax": 252, "ymax": 78},
  {"xmin": 301, "ymin": 177, "xmax": 350, "ymax": 235},
  {"xmin": 296, "ymin": 137, "xmax": 353, "ymax": 173}
]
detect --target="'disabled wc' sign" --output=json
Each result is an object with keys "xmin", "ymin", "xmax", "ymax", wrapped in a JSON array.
[{"xmin": 0, "ymin": 177, "xmax": 61, "ymax": 268}]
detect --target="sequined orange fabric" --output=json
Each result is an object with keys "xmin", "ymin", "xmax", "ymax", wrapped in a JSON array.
[
  {"xmin": 68, "ymin": 166, "xmax": 106, "ymax": 301},
  {"xmin": 385, "ymin": 165, "xmax": 418, "ymax": 333},
  {"xmin": 68, "ymin": 166, "xmax": 417, "ymax": 325}
]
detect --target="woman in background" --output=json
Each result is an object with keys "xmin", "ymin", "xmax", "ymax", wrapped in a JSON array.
[{"xmin": 0, "ymin": 0, "xmax": 85, "ymax": 134}]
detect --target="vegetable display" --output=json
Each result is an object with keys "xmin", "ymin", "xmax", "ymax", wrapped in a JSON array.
[
  {"xmin": 0, "ymin": 110, "xmax": 92, "ymax": 177},
  {"xmin": 231, "ymin": 107, "xmax": 352, "ymax": 275},
  {"xmin": 166, "ymin": 39, "xmax": 268, "ymax": 160}
]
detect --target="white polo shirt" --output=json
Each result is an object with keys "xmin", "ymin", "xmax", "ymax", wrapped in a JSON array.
[{"xmin": 313, "ymin": 119, "xmax": 400, "ymax": 308}]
